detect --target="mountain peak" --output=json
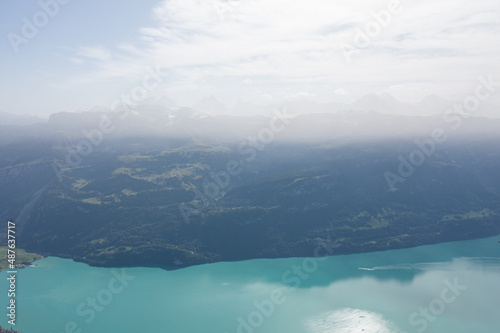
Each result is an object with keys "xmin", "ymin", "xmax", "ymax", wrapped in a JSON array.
[
  {"xmin": 380, "ymin": 93, "xmax": 401, "ymax": 103},
  {"xmin": 358, "ymin": 93, "xmax": 383, "ymax": 103},
  {"xmin": 193, "ymin": 95, "xmax": 228, "ymax": 115}
]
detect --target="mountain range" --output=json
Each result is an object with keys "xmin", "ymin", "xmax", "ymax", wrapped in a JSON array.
[{"xmin": 0, "ymin": 97, "xmax": 499, "ymax": 269}]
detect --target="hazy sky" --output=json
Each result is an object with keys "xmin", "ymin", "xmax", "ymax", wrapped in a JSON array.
[{"xmin": 1, "ymin": 0, "xmax": 499, "ymax": 116}]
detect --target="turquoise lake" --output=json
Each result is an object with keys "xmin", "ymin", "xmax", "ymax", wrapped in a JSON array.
[{"xmin": 1, "ymin": 236, "xmax": 500, "ymax": 333}]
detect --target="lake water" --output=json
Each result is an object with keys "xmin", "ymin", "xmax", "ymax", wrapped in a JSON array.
[{"xmin": 1, "ymin": 236, "xmax": 500, "ymax": 333}]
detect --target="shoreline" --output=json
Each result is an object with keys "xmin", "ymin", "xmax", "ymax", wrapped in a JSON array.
[
  {"xmin": 28, "ymin": 234, "xmax": 500, "ymax": 272},
  {"xmin": 0, "ymin": 247, "xmax": 44, "ymax": 272}
]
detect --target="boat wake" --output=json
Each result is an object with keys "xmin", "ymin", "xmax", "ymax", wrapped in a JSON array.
[{"xmin": 358, "ymin": 257, "xmax": 500, "ymax": 272}]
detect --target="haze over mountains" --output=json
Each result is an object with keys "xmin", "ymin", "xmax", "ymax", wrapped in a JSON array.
[
  {"xmin": 0, "ymin": 89, "xmax": 499, "ymax": 269},
  {"xmin": 1, "ymin": 91, "xmax": 498, "ymax": 149},
  {"xmin": 1, "ymin": 92, "xmax": 498, "ymax": 130},
  {"xmin": 0, "ymin": 111, "xmax": 46, "ymax": 127}
]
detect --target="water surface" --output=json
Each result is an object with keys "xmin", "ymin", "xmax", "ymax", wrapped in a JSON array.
[{"xmin": 1, "ymin": 236, "xmax": 499, "ymax": 333}]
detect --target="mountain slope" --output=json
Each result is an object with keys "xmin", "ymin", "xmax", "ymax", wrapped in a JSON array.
[{"xmin": 1, "ymin": 110, "xmax": 499, "ymax": 268}]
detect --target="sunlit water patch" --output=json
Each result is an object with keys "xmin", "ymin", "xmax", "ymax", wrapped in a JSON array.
[{"xmin": 304, "ymin": 308, "xmax": 399, "ymax": 333}]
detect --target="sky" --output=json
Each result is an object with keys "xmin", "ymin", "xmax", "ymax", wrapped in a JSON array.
[{"xmin": 0, "ymin": 0, "xmax": 499, "ymax": 117}]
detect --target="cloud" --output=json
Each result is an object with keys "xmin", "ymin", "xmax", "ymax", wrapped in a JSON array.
[
  {"xmin": 62, "ymin": 0, "xmax": 500, "ymax": 103},
  {"xmin": 334, "ymin": 88, "xmax": 349, "ymax": 96},
  {"xmin": 77, "ymin": 46, "xmax": 112, "ymax": 62},
  {"xmin": 289, "ymin": 91, "xmax": 317, "ymax": 99}
]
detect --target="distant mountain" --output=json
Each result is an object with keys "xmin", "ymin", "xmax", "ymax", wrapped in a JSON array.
[
  {"xmin": 227, "ymin": 93, "xmax": 496, "ymax": 118},
  {"xmin": 346, "ymin": 93, "xmax": 454, "ymax": 117},
  {"xmin": 141, "ymin": 95, "xmax": 178, "ymax": 109},
  {"xmin": 412, "ymin": 94, "xmax": 452, "ymax": 116},
  {"xmin": 0, "ymin": 111, "xmax": 46, "ymax": 126},
  {"xmin": 1, "ymin": 91, "xmax": 498, "ymax": 131},
  {"xmin": 193, "ymin": 95, "xmax": 229, "ymax": 116},
  {"xmin": 350, "ymin": 93, "xmax": 394, "ymax": 114},
  {"xmin": 232, "ymin": 100, "xmax": 274, "ymax": 117},
  {"xmin": 4, "ymin": 101, "xmax": 499, "ymax": 146}
]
